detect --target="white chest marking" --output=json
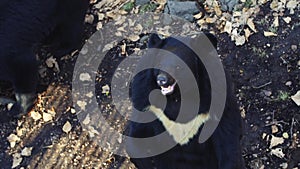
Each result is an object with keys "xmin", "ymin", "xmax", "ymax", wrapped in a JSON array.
[{"xmin": 148, "ymin": 105, "xmax": 210, "ymax": 145}]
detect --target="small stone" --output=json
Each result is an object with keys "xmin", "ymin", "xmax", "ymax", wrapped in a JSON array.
[
  {"xmin": 291, "ymin": 45, "xmax": 297, "ymax": 51},
  {"xmin": 262, "ymin": 90, "xmax": 272, "ymax": 97},
  {"xmin": 285, "ymin": 81, "xmax": 292, "ymax": 86}
]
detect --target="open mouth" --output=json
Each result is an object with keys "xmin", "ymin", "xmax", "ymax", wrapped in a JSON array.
[{"xmin": 160, "ymin": 82, "xmax": 177, "ymax": 95}]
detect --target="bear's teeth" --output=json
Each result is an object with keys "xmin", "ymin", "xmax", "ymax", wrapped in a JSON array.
[{"xmin": 160, "ymin": 82, "xmax": 176, "ymax": 95}]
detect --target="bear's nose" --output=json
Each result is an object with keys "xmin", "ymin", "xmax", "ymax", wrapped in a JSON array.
[{"xmin": 157, "ymin": 74, "xmax": 168, "ymax": 86}]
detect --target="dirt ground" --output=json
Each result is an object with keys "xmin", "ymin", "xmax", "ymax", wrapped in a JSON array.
[{"xmin": 0, "ymin": 1, "xmax": 299, "ymax": 169}]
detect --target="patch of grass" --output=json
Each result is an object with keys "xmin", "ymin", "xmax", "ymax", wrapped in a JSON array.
[
  {"xmin": 256, "ymin": 18, "xmax": 266, "ymax": 26},
  {"xmin": 268, "ymin": 26, "xmax": 278, "ymax": 34},
  {"xmin": 277, "ymin": 90, "xmax": 289, "ymax": 101},
  {"xmin": 251, "ymin": 46, "xmax": 267, "ymax": 58},
  {"xmin": 122, "ymin": 2, "xmax": 135, "ymax": 12},
  {"xmin": 244, "ymin": 0, "xmax": 253, "ymax": 8},
  {"xmin": 140, "ymin": 3, "xmax": 158, "ymax": 13}
]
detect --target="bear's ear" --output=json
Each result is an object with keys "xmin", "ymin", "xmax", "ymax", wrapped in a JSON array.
[
  {"xmin": 148, "ymin": 33, "xmax": 164, "ymax": 48},
  {"xmin": 204, "ymin": 32, "xmax": 217, "ymax": 49}
]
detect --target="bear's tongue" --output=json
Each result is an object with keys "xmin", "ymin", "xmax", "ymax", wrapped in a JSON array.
[{"xmin": 160, "ymin": 82, "xmax": 176, "ymax": 95}]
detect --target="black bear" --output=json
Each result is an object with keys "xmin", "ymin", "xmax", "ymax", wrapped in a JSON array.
[
  {"xmin": 0, "ymin": 0, "xmax": 88, "ymax": 120},
  {"xmin": 127, "ymin": 33, "xmax": 245, "ymax": 169}
]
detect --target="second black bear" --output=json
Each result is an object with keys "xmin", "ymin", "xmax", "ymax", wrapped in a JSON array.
[
  {"xmin": 0, "ymin": 0, "xmax": 88, "ymax": 119},
  {"xmin": 127, "ymin": 33, "xmax": 245, "ymax": 169}
]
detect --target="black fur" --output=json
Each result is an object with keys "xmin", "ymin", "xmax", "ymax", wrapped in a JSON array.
[
  {"xmin": 0, "ymin": 0, "xmax": 88, "ymax": 120},
  {"xmin": 127, "ymin": 33, "xmax": 245, "ymax": 169}
]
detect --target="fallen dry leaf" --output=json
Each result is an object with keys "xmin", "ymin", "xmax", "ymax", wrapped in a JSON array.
[
  {"xmin": 283, "ymin": 17, "xmax": 291, "ymax": 23},
  {"xmin": 286, "ymin": 0, "xmax": 298, "ymax": 14},
  {"xmin": 264, "ymin": 31, "xmax": 278, "ymax": 37},
  {"xmin": 193, "ymin": 12, "xmax": 203, "ymax": 20},
  {"xmin": 62, "ymin": 121, "xmax": 72, "ymax": 133},
  {"xmin": 270, "ymin": 135, "xmax": 284, "ymax": 148},
  {"xmin": 247, "ymin": 18, "xmax": 257, "ymax": 32},
  {"xmin": 30, "ymin": 111, "xmax": 42, "ymax": 121},
  {"xmin": 235, "ymin": 35, "xmax": 246, "ymax": 46},
  {"xmin": 42, "ymin": 112, "xmax": 53, "ymax": 122},
  {"xmin": 272, "ymin": 16, "xmax": 279, "ymax": 27},
  {"xmin": 7, "ymin": 134, "xmax": 21, "ymax": 148},
  {"xmin": 12, "ymin": 153, "xmax": 22, "ymax": 169},
  {"xmin": 291, "ymin": 90, "xmax": 300, "ymax": 106},
  {"xmin": 244, "ymin": 28, "xmax": 252, "ymax": 41},
  {"xmin": 270, "ymin": 148, "xmax": 285, "ymax": 158},
  {"xmin": 224, "ymin": 21, "xmax": 233, "ymax": 34},
  {"xmin": 21, "ymin": 147, "xmax": 33, "ymax": 157}
]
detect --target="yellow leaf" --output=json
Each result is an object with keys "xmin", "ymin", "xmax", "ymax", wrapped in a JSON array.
[
  {"xmin": 42, "ymin": 112, "xmax": 53, "ymax": 122},
  {"xmin": 30, "ymin": 111, "xmax": 42, "ymax": 121},
  {"xmin": 206, "ymin": 17, "xmax": 217, "ymax": 23},
  {"xmin": 193, "ymin": 12, "xmax": 203, "ymax": 19},
  {"xmin": 270, "ymin": 135, "xmax": 284, "ymax": 148},
  {"xmin": 291, "ymin": 90, "xmax": 300, "ymax": 106},
  {"xmin": 283, "ymin": 17, "xmax": 291, "ymax": 23},
  {"xmin": 62, "ymin": 121, "xmax": 72, "ymax": 133},
  {"xmin": 7, "ymin": 134, "xmax": 21, "ymax": 148},
  {"xmin": 214, "ymin": 5, "xmax": 222, "ymax": 16},
  {"xmin": 247, "ymin": 18, "xmax": 257, "ymax": 32},
  {"xmin": 21, "ymin": 147, "xmax": 33, "ymax": 157},
  {"xmin": 270, "ymin": 148, "xmax": 285, "ymax": 158},
  {"xmin": 244, "ymin": 28, "xmax": 252, "ymax": 41},
  {"xmin": 224, "ymin": 21, "xmax": 232, "ymax": 34},
  {"xmin": 286, "ymin": 0, "xmax": 297, "ymax": 14},
  {"xmin": 264, "ymin": 31, "xmax": 277, "ymax": 37},
  {"xmin": 12, "ymin": 153, "xmax": 22, "ymax": 169},
  {"xmin": 235, "ymin": 35, "xmax": 246, "ymax": 46},
  {"xmin": 272, "ymin": 16, "xmax": 279, "ymax": 27}
]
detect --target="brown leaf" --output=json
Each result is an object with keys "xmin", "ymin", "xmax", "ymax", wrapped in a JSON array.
[{"xmin": 62, "ymin": 121, "xmax": 72, "ymax": 133}]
